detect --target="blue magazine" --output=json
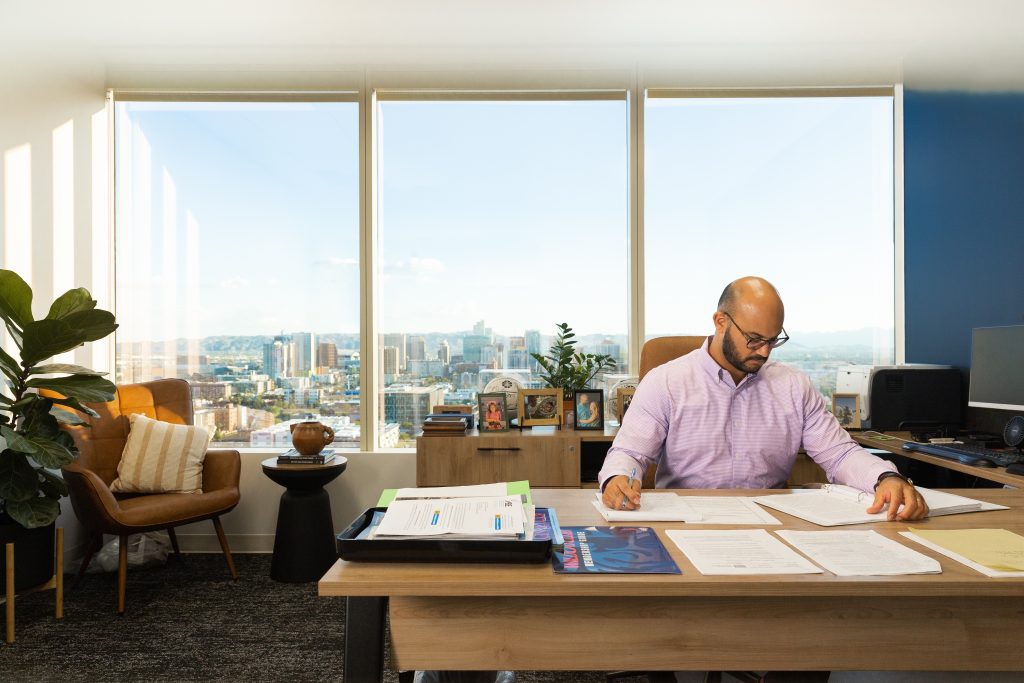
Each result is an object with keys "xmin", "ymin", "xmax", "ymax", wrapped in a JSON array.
[{"xmin": 552, "ymin": 526, "xmax": 680, "ymax": 574}]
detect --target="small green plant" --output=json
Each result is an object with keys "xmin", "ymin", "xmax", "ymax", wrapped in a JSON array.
[
  {"xmin": 0, "ymin": 270, "xmax": 118, "ymax": 528},
  {"xmin": 531, "ymin": 323, "xmax": 616, "ymax": 393}
]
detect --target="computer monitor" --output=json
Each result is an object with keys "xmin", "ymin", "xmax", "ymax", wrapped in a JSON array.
[{"xmin": 968, "ymin": 325, "xmax": 1024, "ymax": 411}]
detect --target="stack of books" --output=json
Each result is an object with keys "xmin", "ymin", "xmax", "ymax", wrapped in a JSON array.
[
  {"xmin": 276, "ymin": 448, "xmax": 336, "ymax": 465},
  {"xmin": 421, "ymin": 414, "xmax": 470, "ymax": 436}
]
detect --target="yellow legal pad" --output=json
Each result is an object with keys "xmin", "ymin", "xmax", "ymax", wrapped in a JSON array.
[{"xmin": 909, "ymin": 528, "xmax": 1024, "ymax": 572}]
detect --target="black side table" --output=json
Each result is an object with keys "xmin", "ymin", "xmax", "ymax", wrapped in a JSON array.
[{"xmin": 261, "ymin": 456, "xmax": 348, "ymax": 582}]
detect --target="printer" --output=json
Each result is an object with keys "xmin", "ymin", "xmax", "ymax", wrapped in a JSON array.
[{"xmin": 835, "ymin": 365, "xmax": 962, "ymax": 433}]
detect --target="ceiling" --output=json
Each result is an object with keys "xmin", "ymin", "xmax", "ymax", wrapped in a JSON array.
[{"xmin": 4, "ymin": 1, "xmax": 1024, "ymax": 90}]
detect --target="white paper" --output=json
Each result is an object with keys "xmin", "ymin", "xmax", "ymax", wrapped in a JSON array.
[
  {"xmin": 683, "ymin": 497, "xmax": 782, "ymax": 525},
  {"xmin": 753, "ymin": 485, "xmax": 1007, "ymax": 527},
  {"xmin": 375, "ymin": 496, "xmax": 526, "ymax": 538},
  {"xmin": 666, "ymin": 529, "xmax": 823, "ymax": 575},
  {"xmin": 592, "ymin": 492, "xmax": 702, "ymax": 522},
  {"xmin": 395, "ymin": 483, "xmax": 508, "ymax": 499},
  {"xmin": 776, "ymin": 530, "xmax": 941, "ymax": 576},
  {"xmin": 900, "ymin": 531, "xmax": 1024, "ymax": 578}
]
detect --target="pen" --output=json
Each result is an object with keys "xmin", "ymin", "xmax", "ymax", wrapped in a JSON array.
[{"xmin": 622, "ymin": 466, "xmax": 637, "ymax": 509}]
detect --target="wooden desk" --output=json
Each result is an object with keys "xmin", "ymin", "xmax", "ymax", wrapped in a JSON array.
[
  {"xmin": 319, "ymin": 488, "xmax": 1024, "ymax": 679},
  {"xmin": 853, "ymin": 431, "xmax": 1024, "ymax": 487}
]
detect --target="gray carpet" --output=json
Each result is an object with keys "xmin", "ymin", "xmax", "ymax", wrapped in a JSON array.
[{"xmin": 0, "ymin": 553, "xmax": 618, "ymax": 682}]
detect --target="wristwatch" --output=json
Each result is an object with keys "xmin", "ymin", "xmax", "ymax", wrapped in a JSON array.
[{"xmin": 874, "ymin": 471, "xmax": 913, "ymax": 491}]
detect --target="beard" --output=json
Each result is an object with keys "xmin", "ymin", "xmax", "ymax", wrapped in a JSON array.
[{"xmin": 722, "ymin": 329, "xmax": 768, "ymax": 375}]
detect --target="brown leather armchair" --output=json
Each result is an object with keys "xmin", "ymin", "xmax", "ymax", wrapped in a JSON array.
[{"xmin": 57, "ymin": 379, "xmax": 240, "ymax": 614}]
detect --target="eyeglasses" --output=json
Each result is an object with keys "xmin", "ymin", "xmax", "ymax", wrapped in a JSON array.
[{"xmin": 722, "ymin": 311, "xmax": 790, "ymax": 350}]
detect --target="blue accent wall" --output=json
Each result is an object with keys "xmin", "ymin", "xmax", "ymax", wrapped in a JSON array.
[{"xmin": 904, "ymin": 91, "xmax": 1024, "ymax": 368}]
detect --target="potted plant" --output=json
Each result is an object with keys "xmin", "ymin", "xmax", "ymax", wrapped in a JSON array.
[
  {"xmin": 0, "ymin": 269, "xmax": 117, "ymax": 589},
  {"xmin": 531, "ymin": 323, "xmax": 616, "ymax": 422}
]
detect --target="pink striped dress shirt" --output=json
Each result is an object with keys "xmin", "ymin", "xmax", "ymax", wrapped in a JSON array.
[{"xmin": 599, "ymin": 338, "xmax": 897, "ymax": 493}]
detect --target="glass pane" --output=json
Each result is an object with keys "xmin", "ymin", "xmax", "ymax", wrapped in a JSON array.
[
  {"xmin": 377, "ymin": 99, "xmax": 630, "ymax": 446},
  {"xmin": 115, "ymin": 101, "xmax": 360, "ymax": 448},
  {"xmin": 645, "ymin": 96, "xmax": 895, "ymax": 401}
]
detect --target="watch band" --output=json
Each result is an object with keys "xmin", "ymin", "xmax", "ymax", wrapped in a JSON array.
[{"xmin": 874, "ymin": 471, "xmax": 912, "ymax": 491}]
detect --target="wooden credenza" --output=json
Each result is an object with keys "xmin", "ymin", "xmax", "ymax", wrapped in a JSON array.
[{"xmin": 416, "ymin": 426, "xmax": 615, "ymax": 487}]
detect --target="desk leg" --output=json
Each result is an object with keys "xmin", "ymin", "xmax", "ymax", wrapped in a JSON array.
[{"xmin": 345, "ymin": 596, "xmax": 387, "ymax": 682}]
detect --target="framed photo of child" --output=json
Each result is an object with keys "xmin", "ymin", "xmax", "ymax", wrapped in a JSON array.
[
  {"xmin": 478, "ymin": 392, "xmax": 510, "ymax": 432},
  {"xmin": 518, "ymin": 388, "xmax": 563, "ymax": 427},
  {"xmin": 617, "ymin": 387, "xmax": 636, "ymax": 424},
  {"xmin": 573, "ymin": 389, "xmax": 604, "ymax": 431}
]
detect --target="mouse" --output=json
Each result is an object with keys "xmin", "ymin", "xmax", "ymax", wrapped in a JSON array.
[{"xmin": 971, "ymin": 458, "xmax": 997, "ymax": 468}]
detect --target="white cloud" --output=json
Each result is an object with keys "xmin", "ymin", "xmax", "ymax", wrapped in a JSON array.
[
  {"xmin": 390, "ymin": 257, "xmax": 445, "ymax": 275},
  {"xmin": 219, "ymin": 276, "xmax": 250, "ymax": 289},
  {"xmin": 325, "ymin": 256, "xmax": 358, "ymax": 267}
]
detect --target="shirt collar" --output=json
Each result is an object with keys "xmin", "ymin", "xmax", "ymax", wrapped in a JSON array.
[{"xmin": 698, "ymin": 335, "xmax": 760, "ymax": 388}]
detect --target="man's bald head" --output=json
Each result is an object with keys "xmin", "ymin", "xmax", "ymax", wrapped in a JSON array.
[{"xmin": 717, "ymin": 276, "xmax": 785, "ymax": 321}]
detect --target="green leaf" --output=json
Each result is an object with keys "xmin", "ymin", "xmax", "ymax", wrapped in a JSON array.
[
  {"xmin": 38, "ymin": 468, "xmax": 69, "ymax": 498},
  {"xmin": 51, "ymin": 407, "xmax": 89, "ymax": 426},
  {"xmin": 0, "ymin": 269, "xmax": 34, "ymax": 331},
  {"xmin": 60, "ymin": 309, "xmax": 118, "ymax": 343},
  {"xmin": 0, "ymin": 345, "xmax": 21, "ymax": 383},
  {"xmin": 48, "ymin": 395, "xmax": 100, "ymax": 418},
  {"xmin": 6, "ymin": 497, "xmax": 60, "ymax": 528},
  {"xmin": 20, "ymin": 319, "xmax": 87, "ymax": 366},
  {"xmin": 25, "ymin": 374, "xmax": 116, "ymax": 403},
  {"xmin": 26, "ymin": 437, "xmax": 76, "ymax": 468},
  {"xmin": 46, "ymin": 287, "xmax": 96, "ymax": 320},
  {"xmin": 28, "ymin": 363, "xmax": 107, "ymax": 376},
  {"xmin": 0, "ymin": 450, "xmax": 38, "ymax": 502},
  {"xmin": 1, "ymin": 425, "xmax": 40, "ymax": 454}
]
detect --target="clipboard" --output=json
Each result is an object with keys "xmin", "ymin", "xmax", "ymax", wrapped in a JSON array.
[{"xmin": 336, "ymin": 507, "xmax": 556, "ymax": 563}]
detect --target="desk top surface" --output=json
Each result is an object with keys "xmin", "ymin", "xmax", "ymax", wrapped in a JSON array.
[
  {"xmin": 319, "ymin": 487, "xmax": 1024, "ymax": 599},
  {"xmin": 853, "ymin": 431, "xmax": 1024, "ymax": 487}
]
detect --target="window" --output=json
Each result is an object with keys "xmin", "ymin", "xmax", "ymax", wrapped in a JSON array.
[
  {"xmin": 644, "ymin": 92, "xmax": 895, "ymax": 400},
  {"xmin": 114, "ymin": 100, "xmax": 360, "ymax": 447},
  {"xmin": 375, "ymin": 97, "xmax": 630, "ymax": 446}
]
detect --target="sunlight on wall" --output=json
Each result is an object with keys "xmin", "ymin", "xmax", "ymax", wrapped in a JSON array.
[
  {"xmin": 91, "ymin": 107, "xmax": 111, "ymax": 373},
  {"xmin": 185, "ymin": 210, "xmax": 200, "ymax": 375},
  {"xmin": 52, "ymin": 119, "xmax": 76, "ymax": 363},
  {"xmin": 4, "ymin": 143, "xmax": 32, "ymax": 282}
]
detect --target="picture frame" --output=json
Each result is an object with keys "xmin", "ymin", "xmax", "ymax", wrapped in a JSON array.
[
  {"xmin": 832, "ymin": 392, "xmax": 861, "ymax": 430},
  {"xmin": 518, "ymin": 388, "xmax": 563, "ymax": 427},
  {"xmin": 478, "ymin": 392, "xmax": 510, "ymax": 432},
  {"xmin": 573, "ymin": 389, "xmax": 604, "ymax": 431},
  {"xmin": 617, "ymin": 387, "xmax": 636, "ymax": 424}
]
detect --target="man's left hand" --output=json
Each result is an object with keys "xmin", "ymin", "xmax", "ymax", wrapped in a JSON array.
[{"xmin": 865, "ymin": 477, "xmax": 929, "ymax": 521}]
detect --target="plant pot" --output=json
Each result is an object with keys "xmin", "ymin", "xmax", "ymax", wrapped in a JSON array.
[{"xmin": 0, "ymin": 518, "xmax": 56, "ymax": 591}]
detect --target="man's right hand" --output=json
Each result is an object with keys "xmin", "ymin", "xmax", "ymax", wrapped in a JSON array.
[{"xmin": 602, "ymin": 474, "xmax": 642, "ymax": 510}]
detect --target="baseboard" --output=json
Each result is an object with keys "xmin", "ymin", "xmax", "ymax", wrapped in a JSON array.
[{"xmin": 176, "ymin": 533, "xmax": 276, "ymax": 553}]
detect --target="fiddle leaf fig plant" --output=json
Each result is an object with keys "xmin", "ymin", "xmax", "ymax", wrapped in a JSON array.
[
  {"xmin": 0, "ymin": 269, "xmax": 118, "ymax": 528},
  {"xmin": 531, "ymin": 322, "xmax": 616, "ymax": 393}
]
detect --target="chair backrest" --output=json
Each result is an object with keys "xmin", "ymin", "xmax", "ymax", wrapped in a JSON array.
[
  {"xmin": 639, "ymin": 335, "xmax": 706, "ymax": 380},
  {"xmin": 59, "ymin": 378, "xmax": 194, "ymax": 485}
]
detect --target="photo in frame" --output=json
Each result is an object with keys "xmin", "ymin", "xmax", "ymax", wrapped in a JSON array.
[
  {"xmin": 478, "ymin": 392, "xmax": 510, "ymax": 432},
  {"xmin": 573, "ymin": 389, "xmax": 604, "ymax": 431},
  {"xmin": 518, "ymin": 388, "xmax": 563, "ymax": 427},
  {"xmin": 617, "ymin": 387, "xmax": 636, "ymax": 424},
  {"xmin": 831, "ymin": 392, "xmax": 861, "ymax": 429}
]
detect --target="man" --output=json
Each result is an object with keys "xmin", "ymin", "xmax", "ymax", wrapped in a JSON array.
[{"xmin": 600, "ymin": 276, "xmax": 927, "ymax": 521}]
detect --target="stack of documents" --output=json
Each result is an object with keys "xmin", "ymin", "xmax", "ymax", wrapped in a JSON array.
[
  {"xmin": 901, "ymin": 528, "xmax": 1024, "ymax": 577},
  {"xmin": 753, "ymin": 484, "xmax": 1007, "ymax": 527},
  {"xmin": 372, "ymin": 482, "xmax": 536, "ymax": 541},
  {"xmin": 593, "ymin": 493, "xmax": 782, "ymax": 525}
]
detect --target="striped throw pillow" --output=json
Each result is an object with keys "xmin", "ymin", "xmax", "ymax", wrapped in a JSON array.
[{"xmin": 111, "ymin": 414, "xmax": 211, "ymax": 494}]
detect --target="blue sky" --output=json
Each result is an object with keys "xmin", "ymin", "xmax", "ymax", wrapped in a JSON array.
[{"xmin": 115, "ymin": 95, "xmax": 893, "ymax": 347}]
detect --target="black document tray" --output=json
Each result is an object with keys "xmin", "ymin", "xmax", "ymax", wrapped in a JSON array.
[{"xmin": 336, "ymin": 507, "xmax": 553, "ymax": 564}]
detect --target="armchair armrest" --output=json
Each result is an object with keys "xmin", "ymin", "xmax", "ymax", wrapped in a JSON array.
[
  {"xmin": 62, "ymin": 460, "xmax": 124, "ymax": 530},
  {"xmin": 202, "ymin": 449, "xmax": 241, "ymax": 493}
]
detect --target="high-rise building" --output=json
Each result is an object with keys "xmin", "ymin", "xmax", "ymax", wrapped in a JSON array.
[
  {"xmin": 597, "ymin": 338, "xmax": 621, "ymax": 366},
  {"xmin": 382, "ymin": 345, "xmax": 399, "ymax": 376},
  {"xmin": 508, "ymin": 336, "xmax": 528, "ymax": 369},
  {"xmin": 383, "ymin": 333, "xmax": 407, "ymax": 371},
  {"xmin": 472, "ymin": 320, "xmax": 492, "ymax": 339},
  {"xmin": 263, "ymin": 335, "xmax": 291, "ymax": 379},
  {"xmin": 317, "ymin": 342, "xmax": 338, "ymax": 369},
  {"xmin": 291, "ymin": 332, "xmax": 317, "ymax": 376},
  {"xmin": 462, "ymin": 334, "xmax": 490, "ymax": 363},
  {"xmin": 525, "ymin": 329, "xmax": 542, "ymax": 372},
  {"xmin": 437, "ymin": 339, "xmax": 450, "ymax": 364},
  {"xmin": 407, "ymin": 335, "xmax": 426, "ymax": 363}
]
